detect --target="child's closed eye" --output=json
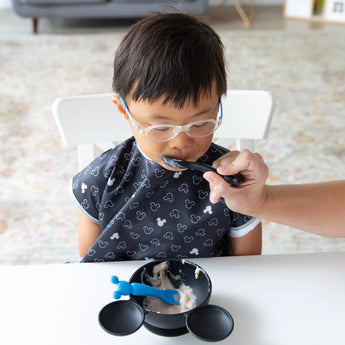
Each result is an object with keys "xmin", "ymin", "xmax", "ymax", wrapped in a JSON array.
[{"xmin": 153, "ymin": 126, "xmax": 171, "ymax": 132}]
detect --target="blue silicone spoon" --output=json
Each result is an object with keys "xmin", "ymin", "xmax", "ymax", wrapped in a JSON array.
[{"xmin": 111, "ymin": 275, "xmax": 180, "ymax": 305}]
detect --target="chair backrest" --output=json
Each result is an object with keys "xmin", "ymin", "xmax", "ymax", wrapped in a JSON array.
[
  {"xmin": 215, "ymin": 90, "xmax": 274, "ymax": 150},
  {"xmin": 52, "ymin": 90, "xmax": 274, "ymax": 170}
]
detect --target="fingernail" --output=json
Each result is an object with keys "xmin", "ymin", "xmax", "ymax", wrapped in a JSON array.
[{"xmin": 218, "ymin": 165, "xmax": 228, "ymax": 173}]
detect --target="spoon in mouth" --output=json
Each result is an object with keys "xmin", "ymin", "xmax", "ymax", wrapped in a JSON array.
[{"xmin": 161, "ymin": 156, "xmax": 244, "ymax": 185}]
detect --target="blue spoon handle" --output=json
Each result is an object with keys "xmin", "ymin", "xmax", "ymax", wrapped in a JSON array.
[
  {"xmin": 131, "ymin": 283, "xmax": 180, "ymax": 305},
  {"xmin": 131, "ymin": 283, "xmax": 162, "ymax": 297},
  {"xmin": 111, "ymin": 276, "xmax": 180, "ymax": 305}
]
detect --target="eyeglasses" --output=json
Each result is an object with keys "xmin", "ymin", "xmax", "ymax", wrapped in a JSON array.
[{"xmin": 119, "ymin": 96, "xmax": 223, "ymax": 143}]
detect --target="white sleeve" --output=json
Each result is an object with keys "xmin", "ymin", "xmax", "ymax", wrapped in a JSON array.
[{"xmin": 229, "ymin": 217, "xmax": 261, "ymax": 238}]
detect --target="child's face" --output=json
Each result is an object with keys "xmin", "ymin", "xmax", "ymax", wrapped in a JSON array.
[{"xmin": 113, "ymin": 87, "xmax": 220, "ymax": 171}]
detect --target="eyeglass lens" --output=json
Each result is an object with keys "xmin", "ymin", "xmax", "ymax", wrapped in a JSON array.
[{"xmin": 145, "ymin": 120, "xmax": 218, "ymax": 142}]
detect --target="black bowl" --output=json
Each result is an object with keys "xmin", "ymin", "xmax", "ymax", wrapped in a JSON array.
[{"xmin": 129, "ymin": 259, "xmax": 212, "ymax": 335}]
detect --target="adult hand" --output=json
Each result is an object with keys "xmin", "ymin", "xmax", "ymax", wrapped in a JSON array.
[{"xmin": 203, "ymin": 149, "xmax": 269, "ymax": 216}]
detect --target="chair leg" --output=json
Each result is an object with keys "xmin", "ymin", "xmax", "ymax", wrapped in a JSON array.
[{"xmin": 32, "ymin": 18, "xmax": 38, "ymax": 34}]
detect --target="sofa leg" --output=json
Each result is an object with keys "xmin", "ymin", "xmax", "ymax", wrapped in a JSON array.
[{"xmin": 32, "ymin": 18, "xmax": 38, "ymax": 34}]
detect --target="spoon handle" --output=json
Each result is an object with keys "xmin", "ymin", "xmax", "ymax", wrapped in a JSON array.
[
  {"xmin": 131, "ymin": 283, "xmax": 180, "ymax": 305},
  {"xmin": 190, "ymin": 162, "xmax": 244, "ymax": 185},
  {"xmin": 112, "ymin": 276, "xmax": 180, "ymax": 305},
  {"xmin": 131, "ymin": 282, "xmax": 162, "ymax": 297}
]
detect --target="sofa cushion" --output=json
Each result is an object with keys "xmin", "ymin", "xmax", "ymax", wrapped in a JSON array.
[
  {"xmin": 112, "ymin": 0, "xmax": 195, "ymax": 3},
  {"xmin": 20, "ymin": 0, "xmax": 108, "ymax": 5}
]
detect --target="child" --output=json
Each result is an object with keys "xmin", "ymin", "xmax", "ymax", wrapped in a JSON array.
[{"xmin": 72, "ymin": 12, "xmax": 262, "ymax": 262}]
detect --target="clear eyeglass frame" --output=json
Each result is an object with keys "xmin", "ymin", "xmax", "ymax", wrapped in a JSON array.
[{"xmin": 119, "ymin": 96, "xmax": 223, "ymax": 143}]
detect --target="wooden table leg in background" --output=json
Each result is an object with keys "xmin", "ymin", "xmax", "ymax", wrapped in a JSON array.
[
  {"xmin": 32, "ymin": 18, "xmax": 38, "ymax": 34},
  {"xmin": 213, "ymin": 0, "xmax": 255, "ymax": 28}
]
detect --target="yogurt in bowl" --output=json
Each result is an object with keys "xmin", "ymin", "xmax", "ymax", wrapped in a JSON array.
[
  {"xmin": 142, "ymin": 261, "xmax": 197, "ymax": 314},
  {"xmin": 129, "ymin": 259, "xmax": 212, "ymax": 336}
]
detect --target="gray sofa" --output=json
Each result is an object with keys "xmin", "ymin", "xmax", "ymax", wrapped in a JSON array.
[{"xmin": 11, "ymin": 0, "xmax": 208, "ymax": 33}]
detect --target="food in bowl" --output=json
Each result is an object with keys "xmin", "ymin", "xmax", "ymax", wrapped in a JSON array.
[
  {"xmin": 143, "ymin": 261, "xmax": 196, "ymax": 314},
  {"xmin": 129, "ymin": 259, "xmax": 212, "ymax": 335}
]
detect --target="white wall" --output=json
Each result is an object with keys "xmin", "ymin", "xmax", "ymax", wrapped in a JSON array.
[
  {"xmin": 0, "ymin": 0, "xmax": 11, "ymax": 10},
  {"xmin": 0, "ymin": 0, "xmax": 284, "ymax": 10}
]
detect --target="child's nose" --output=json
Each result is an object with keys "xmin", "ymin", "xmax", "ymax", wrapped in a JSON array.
[{"xmin": 169, "ymin": 131, "xmax": 193, "ymax": 149}]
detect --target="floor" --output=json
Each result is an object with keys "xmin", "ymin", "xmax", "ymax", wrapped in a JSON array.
[{"xmin": 0, "ymin": 5, "xmax": 342, "ymax": 36}]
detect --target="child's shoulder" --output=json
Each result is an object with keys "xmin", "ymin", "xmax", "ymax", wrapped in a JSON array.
[
  {"xmin": 73, "ymin": 137, "xmax": 137, "ymax": 183},
  {"xmin": 92, "ymin": 136, "xmax": 137, "ymax": 169}
]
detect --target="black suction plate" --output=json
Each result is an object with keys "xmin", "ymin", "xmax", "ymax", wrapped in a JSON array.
[
  {"xmin": 98, "ymin": 300, "xmax": 144, "ymax": 336},
  {"xmin": 186, "ymin": 304, "xmax": 234, "ymax": 342},
  {"xmin": 143, "ymin": 322, "xmax": 188, "ymax": 337}
]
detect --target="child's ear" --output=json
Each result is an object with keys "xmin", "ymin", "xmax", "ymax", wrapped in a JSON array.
[{"xmin": 111, "ymin": 95, "xmax": 128, "ymax": 120}]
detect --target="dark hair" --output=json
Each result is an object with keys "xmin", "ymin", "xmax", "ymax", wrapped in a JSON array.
[{"xmin": 113, "ymin": 12, "xmax": 226, "ymax": 108}]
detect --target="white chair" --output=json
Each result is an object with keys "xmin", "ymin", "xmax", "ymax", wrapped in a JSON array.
[
  {"xmin": 215, "ymin": 90, "xmax": 274, "ymax": 151},
  {"xmin": 52, "ymin": 90, "xmax": 274, "ymax": 170}
]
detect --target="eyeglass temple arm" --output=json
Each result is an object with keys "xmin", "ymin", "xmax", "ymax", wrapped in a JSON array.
[
  {"xmin": 219, "ymin": 99, "xmax": 223, "ymax": 122},
  {"xmin": 119, "ymin": 96, "xmax": 141, "ymax": 132}
]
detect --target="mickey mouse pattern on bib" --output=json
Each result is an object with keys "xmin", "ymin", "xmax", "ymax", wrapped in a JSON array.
[{"xmin": 72, "ymin": 137, "xmax": 257, "ymax": 262}]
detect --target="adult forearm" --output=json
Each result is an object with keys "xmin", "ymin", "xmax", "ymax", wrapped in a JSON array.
[{"xmin": 256, "ymin": 181, "xmax": 345, "ymax": 237}]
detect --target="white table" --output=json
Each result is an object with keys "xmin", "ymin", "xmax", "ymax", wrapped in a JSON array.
[{"xmin": 0, "ymin": 252, "xmax": 344, "ymax": 345}]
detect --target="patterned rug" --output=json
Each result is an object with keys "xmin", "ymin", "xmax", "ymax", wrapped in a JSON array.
[{"xmin": 1, "ymin": 28, "xmax": 345, "ymax": 264}]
